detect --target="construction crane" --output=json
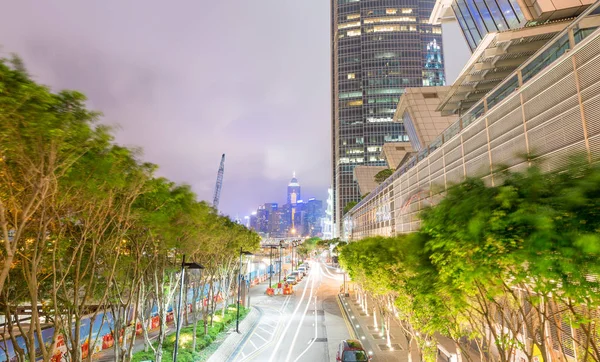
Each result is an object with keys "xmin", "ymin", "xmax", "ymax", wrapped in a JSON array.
[{"xmin": 212, "ymin": 154, "xmax": 225, "ymax": 211}]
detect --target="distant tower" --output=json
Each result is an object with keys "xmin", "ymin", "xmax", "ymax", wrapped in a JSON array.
[
  {"xmin": 287, "ymin": 172, "xmax": 301, "ymax": 205},
  {"xmin": 287, "ymin": 172, "xmax": 301, "ymax": 235},
  {"xmin": 212, "ymin": 154, "xmax": 226, "ymax": 211}
]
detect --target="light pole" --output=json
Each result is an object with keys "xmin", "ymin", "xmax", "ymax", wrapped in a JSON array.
[
  {"xmin": 291, "ymin": 241, "xmax": 295, "ymax": 271},
  {"xmin": 174, "ymin": 255, "xmax": 204, "ymax": 361},
  {"xmin": 279, "ymin": 240, "xmax": 283, "ymax": 282},
  {"xmin": 237, "ymin": 248, "xmax": 253, "ymax": 333},
  {"xmin": 268, "ymin": 246, "xmax": 273, "ymax": 287}
]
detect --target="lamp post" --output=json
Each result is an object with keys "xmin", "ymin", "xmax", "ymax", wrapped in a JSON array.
[
  {"xmin": 268, "ymin": 246, "xmax": 274, "ymax": 287},
  {"xmin": 174, "ymin": 255, "xmax": 204, "ymax": 362},
  {"xmin": 237, "ymin": 248, "xmax": 253, "ymax": 333},
  {"xmin": 290, "ymin": 241, "xmax": 294, "ymax": 272},
  {"xmin": 279, "ymin": 240, "xmax": 283, "ymax": 282}
]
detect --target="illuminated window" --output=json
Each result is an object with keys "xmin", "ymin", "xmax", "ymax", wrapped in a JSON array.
[
  {"xmin": 386, "ymin": 8, "xmax": 397, "ymax": 14},
  {"xmin": 347, "ymin": 148, "xmax": 364, "ymax": 154},
  {"xmin": 409, "ymin": 25, "xmax": 417, "ymax": 31},
  {"xmin": 347, "ymin": 73, "xmax": 355, "ymax": 79},
  {"xmin": 373, "ymin": 25, "xmax": 400, "ymax": 32},
  {"xmin": 366, "ymin": 88, "xmax": 404, "ymax": 95},
  {"xmin": 347, "ymin": 13, "xmax": 360, "ymax": 20},
  {"xmin": 347, "ymin": 29, "xmax": 361, "ymax": 37},
  {"xmin": 339, "ymin": 21, "xmax": 360, "ymax": 29},
  {"xmin": 339, "ymin": 91, "xmax": 362, "ymax": 99},
  {"xmin": 363, "ymin": 17, "xmax": 416, "ymax": 24},
  {"xmin": 339, "ymin": 157, "xmax": 350, "ymax": 164},
  {"xmin": 367, "ymin": 146, "xmax": 382, "ymax": 152},
  {"xmin": 402, "ymin": 8, "xmax": 413, "ymax": 14},
  {"xmin": 432, "ymin": 27, "xmax": 442, "ymax": 34},
  {"xmin": 347, "ymin": 99, "xmax": 363, "ymax": 107}
]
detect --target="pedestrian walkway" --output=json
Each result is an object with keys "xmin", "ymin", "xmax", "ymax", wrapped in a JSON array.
[
  {"xmin": 206, "ymin": 307, "xmax": 262, "ymax": 362},
  {"xmin": 339, "ymin": 292, "xmax": 409, "ymax": 362}
]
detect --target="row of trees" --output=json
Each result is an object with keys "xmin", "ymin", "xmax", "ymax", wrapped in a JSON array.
[
  {"xmin": 340, "ymin": 160, "xmax": 600, "ymax": 362},
  {"xmin": 0, "ymin": 56, "xmax": 261, "ymax": 362}
]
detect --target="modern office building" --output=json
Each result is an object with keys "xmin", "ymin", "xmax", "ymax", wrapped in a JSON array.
[
  {"xmin": 346, "ymin": 0, "xmax": 600, "ymax": 240},
  {"xmin": 331, "ymin": 0, "xmax": 446, "ymax": 234},
  {"xmin": 287, "ymin": 173, "xmax": 301, "ymax": 205},
  {"xmin": 431, "ymin": 0, "xmax": 593, "ymax": 51}
]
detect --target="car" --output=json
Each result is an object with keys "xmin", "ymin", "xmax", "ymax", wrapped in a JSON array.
[
  {"xmin": 298, "ymin": 266, "xmax": 309, "ymax": 276},
  {"xmin": 290, "ymin": 271, "xmax": 302, "ymax": 282},
  {"xmin": 286, "ymin": 275, "xmax": 297, "ymax": 284},
  {"xmin": 336, "ymin": 339, "xmax": 371, "ymax": 362}
]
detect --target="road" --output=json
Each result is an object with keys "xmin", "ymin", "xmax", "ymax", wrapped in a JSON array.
[{"xmin": 229, "ymin": 260, "xmax": 352, "ymax": 362}]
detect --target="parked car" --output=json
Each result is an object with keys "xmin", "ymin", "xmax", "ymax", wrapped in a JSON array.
[
  {"xmin": 290, "ymin": 271, "xmax": 301, "ymax": 281},
  {"xmin": 336, "ymin": 339, "xmax": 370, "ymax": 362},
  {"xmin": 286, "ymin": 275, "xmax": 297, "ymax": 284}
]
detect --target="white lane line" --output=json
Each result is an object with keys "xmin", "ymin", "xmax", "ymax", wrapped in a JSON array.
[
  {"xmin": 255, "ymin": 333, "xmax": 269, "ymax": 343},
  {"xmin": 250, "ymin": 340, "xmax": 258, "ymax": 349},
  {"xmin": 257, "ymin": 326, "xmax": 273, "ymax": 335},
  {"xmin": 293, "ymin": 295, "xmax": 319, "ymax": 362},
  {"xmin": 268, "ymin": 270, "xmax": 315, "ymax": 362},
  {"xmin": 285, "ymin": 268, "xmax": 318, "ymax": 362}
]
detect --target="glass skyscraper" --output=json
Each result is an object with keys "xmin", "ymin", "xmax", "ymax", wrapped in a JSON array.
[
  {"xmin": 451, "ymin": 0, "xmax": 527, "ymax": 50},
  {"xmin": 331, "ymin": 0, "xmax": 445, "ymax": 233}
]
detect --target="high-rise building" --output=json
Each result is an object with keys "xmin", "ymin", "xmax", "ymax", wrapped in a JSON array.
[
  {"xmin": 331, "ymin": 0, "xmax": 446, "ymax": 233},
  {"xmin": 287, "ymin": 173, "xmax": 301, "ymax": 232},
  {"xmin": 287, "ymin": 173, "xmax": 301, "ymax": 205}
]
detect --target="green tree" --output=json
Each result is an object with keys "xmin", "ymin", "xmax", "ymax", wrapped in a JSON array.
[
  {"xmin": 343, "ymin": 201, "xmax": 357, "ymax": 215},
  {"xmin": 374, "ymin": 169, "xmax": 394, "ymax": 184}
]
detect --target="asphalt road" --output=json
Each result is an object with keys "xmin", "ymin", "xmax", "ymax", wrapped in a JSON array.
[{"xmin": 231, "ymin": 260, "xmax": 351, "ymax": 362}]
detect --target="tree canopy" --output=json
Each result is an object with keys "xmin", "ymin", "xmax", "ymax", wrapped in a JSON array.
[
  {"xmin": 340, "ymin": 159, "xmax": 600, "ymax": 362},
  {"xmin": 374, "ymin": 168, "xmax": 394, "ymax": 184},
  {"xmin": 0, "ymin": 55, "xmax": 260, "ymax": 362}
]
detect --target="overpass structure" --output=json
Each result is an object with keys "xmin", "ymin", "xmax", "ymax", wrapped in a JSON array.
[{"xmin": 345, "ymin": 2, "xmax": 600, "ymax": 240}]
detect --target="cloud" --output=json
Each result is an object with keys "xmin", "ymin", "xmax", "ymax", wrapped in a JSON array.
[{"xmin": 0, "ymin": 0, "xmax": 467, "ymax": 219}]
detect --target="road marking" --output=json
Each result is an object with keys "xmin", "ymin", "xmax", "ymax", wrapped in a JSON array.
[
  {"xmin": 268, "ymin": 269, "xmax": 315, "ymax": 362},
  {"xmin": 257, "ymin": 326, "xmax": 273, "ymax": 335},
  {"xmin": 337, "ymin": 295, "xmax": 357, "ymax": 339},
  {"xmin": 285, "ymin": 277, "xmax": 317, "ymax": 362},
  {"xmin": 254, "ymin": 332, "xmax": 268, "ymax": 342},
  {"xmin": 250, "ymin": 340, "xmax": 258, "ymax": 349},
  {"xmin": 292, "ymin": 295, "xmax": 319, "ymax": 362}
]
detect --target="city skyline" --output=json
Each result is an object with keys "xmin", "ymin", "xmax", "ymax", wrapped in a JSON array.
[{"xmin": 0, "ymin": 0, "xmax": 469, "ymax": 220}]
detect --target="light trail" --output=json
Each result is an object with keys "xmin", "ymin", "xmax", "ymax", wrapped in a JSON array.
[{"xmin": 268, "ymin": 268, "xmax": 315, "ymax": 362}]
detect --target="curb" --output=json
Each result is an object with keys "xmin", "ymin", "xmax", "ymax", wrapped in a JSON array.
[
  {"xmin": 225, "ymin": 306, "xmax": 264, "ymax": 362},
  {"xmin": 338, "ymin": 294, "xmax": 376, "ymax": 356}
]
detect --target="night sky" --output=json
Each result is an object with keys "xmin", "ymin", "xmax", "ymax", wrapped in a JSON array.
[{"xmin": 0, "ymin": 1, "xmax": 469, "ymax": 219}]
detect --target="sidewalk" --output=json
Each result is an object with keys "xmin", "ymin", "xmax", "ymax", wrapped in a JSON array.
[
  {"xmin": 340, "ymin": 290, "xmax": 481, "ymax": 362},
  {"xmin": 339, "ymin": 292, "xmax": 410, "ymax": 362},
  {"xmin": 207, "ymin": 307, "xmax": 262, "ymax": 362}
]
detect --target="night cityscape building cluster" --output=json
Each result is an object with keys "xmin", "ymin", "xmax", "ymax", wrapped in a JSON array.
[{"xmin": 247, "ymin": 174, "xmax": 327, "ymax": 238}]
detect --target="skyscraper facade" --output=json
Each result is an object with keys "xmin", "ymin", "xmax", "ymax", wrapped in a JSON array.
[{"xmin": 331, "ymin": 0, "xmax": 445, "ymax": 233}]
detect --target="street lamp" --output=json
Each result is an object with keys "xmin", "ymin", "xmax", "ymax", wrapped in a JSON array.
[
  {"xmin": 174, "ymin": 255, "xmax": 204, "ymax": 361},
  {"xmin": 263, "ymin": 244, "xmax": 279, "ymax": 287},
  {"xmin": 237, "ymin": 248, "xmax": 253, "ymax": 333},
  {"xmin": 279, "ymin": 240, "xmax": 284, "ymax": 282}
]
